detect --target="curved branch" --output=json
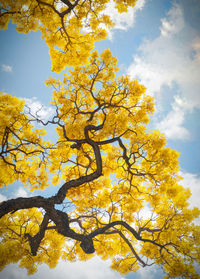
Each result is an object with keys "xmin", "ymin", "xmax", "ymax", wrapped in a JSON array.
[
  {"xmin": 0, "ymin": 123, "xmax": 103, "ymax": 217},
  {"xmin": 89, "ymin": 220, "xmax": 165, "ymax": 250},
  {"xmin": 89, "ymin": 220, "xmax": 141, "ymax": 240},
  {"xmin": 53, "ymin": 124, "xmax": 103, "ymax": 203},
  {"xmin": 0, "ymin": 196, "xmax": 47, "ymax": 219},
  {"xmin": 118, "ymin": 231, "xmax": 146, "ymax": 267},
  {"xmin": 25, "ymin": 213, "xmax": 49, "ymax": 256}
]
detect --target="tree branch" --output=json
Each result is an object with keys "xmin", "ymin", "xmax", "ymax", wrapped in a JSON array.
[
  {"xmin": 0, "ymin": 196, "xmax": 47, "ymax": 219},
  {"xmin": 118, "ymin": 231, "xmax": 146, "ymax": 267},
  {"xmin": 25, "ymin": 213, "xmax": 49, "ymax": 256}
]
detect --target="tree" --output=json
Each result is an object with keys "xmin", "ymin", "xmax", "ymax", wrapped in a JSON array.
[
  {"xmin": 0, "ymin": 0, "xmax": 136, "ymax": 72},
  {"xmin": 0, "ymin": 1, "xmax": 200, "ymax": 278}
]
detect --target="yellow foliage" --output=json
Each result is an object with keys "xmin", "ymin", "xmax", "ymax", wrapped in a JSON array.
[
  {"xmin": 0, "ymin": 209, "xmax": 66, "ymax": 273},
  {"xmin": 0, "ymin": 1, "xmax": 200, "ymax": 278},
  {"xmin": 0, "ymin": 0, "xmax": 136, "ymax": 72},
  {"xmin": 1, "ymin": 49, "xmax": 200, "ymax": 277},
  {"xmin": 0, "ymin": 93, "xmax": 50, "ymax": 190}
]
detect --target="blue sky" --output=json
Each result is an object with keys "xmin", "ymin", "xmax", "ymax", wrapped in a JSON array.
[{"xmin": 0, "ymin": 0, "xmax": 200, "ymax": 278}]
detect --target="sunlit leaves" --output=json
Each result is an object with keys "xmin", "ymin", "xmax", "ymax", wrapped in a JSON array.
[
  {"xmin": 0, "ymin": 0, "xmax": 136, "ymax": 71},
  {"xmin": 0, "ymin": 209, "xmax": 66, "ymax": 274},
  {"xmin": 0, "ymin": 92, "xmax": 50, "ymax": 190},
  {"xmin": 0, "ymin": 1, "xmax": 200, "ymax": 277},
  {"xmin": 1, "ymin": 49, "xmax": 200, "ymax": 277}
]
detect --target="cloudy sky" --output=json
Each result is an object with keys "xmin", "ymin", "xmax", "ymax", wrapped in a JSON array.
[{"xmin": 0, "ymin": 0, "xmax": 200, "ymax": 278}]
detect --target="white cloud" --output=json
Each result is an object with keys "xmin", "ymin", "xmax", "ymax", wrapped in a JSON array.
[
  {"xmin": 160, "ymin": 2, "xmax": 184, "ymax": 37},
  {"xmin": 128, "ymin": 2, "xmax": 200, "ymax": 139},
  {"xmin": 1, "ymin": 64, "xmax": 13, "ymax": 72},
  {"xmin": 23, "ymin": 97, "xmax": 54, "ymax": 121},
  {"xmin": 104, "ymin": 0, "xmax": 146, "ymax": 39},
  {"xmin": 128, "ymin": 2, "xmax": 200, "ymax": 107},
  {"xmin": 1, "ymin": 256, "xmax": 125, "ymax": 279},
  {"xmin": 180, "ymin": 171, "xmax": 200, "ymax": 208},
  {"xmin": 137, "ymin": 265, "xmax": 164, "ymax": 279},
  {"xmin": 155, "ymin": 96, "xmax": 190, "ymax": 140},
  {"xmin": 14, "ymin": 187, "xmax": 28, "ymax": 198},
  {"xmin": 0, "ymin": 193, "xmax": 7, "ymax": 202}
]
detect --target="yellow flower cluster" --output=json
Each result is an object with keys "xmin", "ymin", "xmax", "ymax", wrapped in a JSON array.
[{"xmin": 0, "ymin": 1, "xmax": 200, "ymax": 278}]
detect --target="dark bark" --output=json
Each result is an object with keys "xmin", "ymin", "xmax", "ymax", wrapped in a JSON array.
[
  {"xmin": 60, "ymin": 0, "xmax": 80, "ymax": 17},
  {"xmin": 0, "ymin": 122, "xmax": 165, "ymax": 259},
  {"xmin": 0, "ymin": 196, "xmax": 47, "ymax": 219},
  {"xmin": 25, "ymin": 213, "xmax": 49, "ymax": 256},
  {"xmin": 0, "ymin": 124, "xmax": 103, "ymax": 256}
]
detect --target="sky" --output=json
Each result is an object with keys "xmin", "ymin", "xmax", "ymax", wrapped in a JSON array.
[{"xmin": 0, "ymin": 0, "xmax": 200, "ymax": 278}]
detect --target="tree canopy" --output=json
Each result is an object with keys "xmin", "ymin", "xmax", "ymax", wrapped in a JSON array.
[
  {"xmin": 0, "ymin": 1, "xmax": 200, "ymax": 278},
  {"xmin": 0, "ymin": 0, "xmax": 136, "ymax": 72}
]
